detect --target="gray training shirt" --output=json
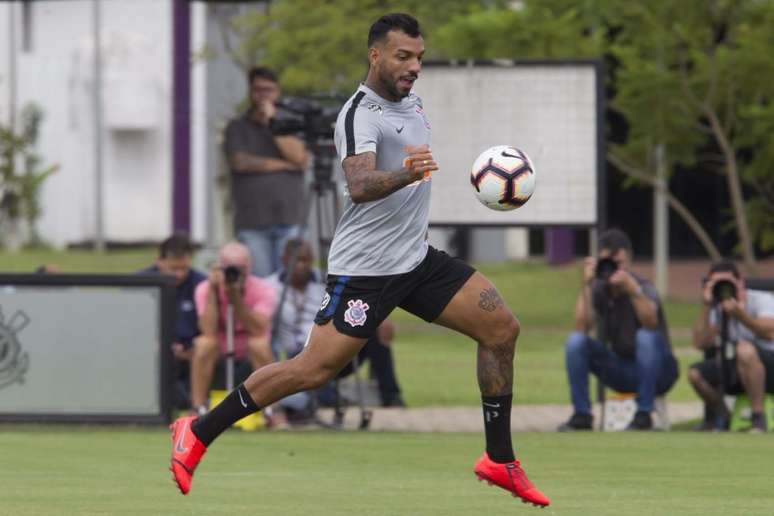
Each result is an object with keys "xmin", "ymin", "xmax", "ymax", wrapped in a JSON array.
[{"xmin": 328, "ymin": 84, "xmax": 432, "ymax": 276}]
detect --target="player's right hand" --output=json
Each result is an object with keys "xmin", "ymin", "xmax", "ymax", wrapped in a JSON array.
[{"xmin": 404, "ymin": 144, "xmax": 438, "ymax": 179}]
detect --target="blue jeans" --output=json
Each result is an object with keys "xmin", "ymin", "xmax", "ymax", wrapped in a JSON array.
[
  {"xmin": 564, "ymin": 330, "xmax": 678, "ymax": 414},
  {"xmin": 237, "ymin": 225, "xmax": 299, "ymax": 277}
]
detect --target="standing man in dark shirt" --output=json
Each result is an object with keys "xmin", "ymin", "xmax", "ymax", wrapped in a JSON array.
[
  {"xmin": 558, "ymin": 229, "xmax": 678, "ymax": 431},
  {"xmin": 140, "ymin": 232, "xmax": 206, "ymax": 409},
  {"xmin": 223, "ymin": 67, "xmax": 310, "ymax": 277}
]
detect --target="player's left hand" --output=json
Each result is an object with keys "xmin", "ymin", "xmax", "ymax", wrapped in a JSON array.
[{"xmin": 404, "ymin": 144, "xmax": 438, "ymax": 178}]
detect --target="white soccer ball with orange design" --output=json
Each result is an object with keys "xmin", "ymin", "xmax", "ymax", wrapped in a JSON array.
[{"xmin": 470, "ymin": 145, "xmax": 536, "ymax": 211}]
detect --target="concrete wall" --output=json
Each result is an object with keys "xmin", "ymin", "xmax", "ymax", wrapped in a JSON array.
[{"xmin": 0, "ymin": 0, "xmax": 178, "ymax": 246}]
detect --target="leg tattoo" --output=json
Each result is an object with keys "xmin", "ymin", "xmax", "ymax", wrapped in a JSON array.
[
  {"xmin": 477, "ymin": 343, "xmax": 514, "ymax": 396},
  {"xmin": 478, "ymin": 287, "xmax": 504, "ymax": 312}
]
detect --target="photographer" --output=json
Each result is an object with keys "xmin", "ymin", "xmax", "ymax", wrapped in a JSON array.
[
  {"xmin": 558, "ymin": 229, "xmax": 678, "ymax": 431},
  {"xmin": 688, "ymin": 261, "xmax": 774, "ymax": 432},
  {"xmin": 223, "ymin": 66, "xmax": 310, "ymax": 277},
  {"xmin": 190, "ymin": 241, "xmax": 276, "ymax": 415}
]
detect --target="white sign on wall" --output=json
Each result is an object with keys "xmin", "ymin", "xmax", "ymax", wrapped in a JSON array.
[{"xmin": 412, "ymin": 61, "xmax": 602, "ymax": 226}]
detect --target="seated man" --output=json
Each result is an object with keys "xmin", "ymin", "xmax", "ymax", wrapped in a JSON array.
[
  {"xmin": 267, "ymin": 238, "xmax": 404, "ymax": 417},
  {"xmin": 139, "ymin": 232, "xmax": 206, "ymax": 410},
  {"xmin": 191, "ymin": 241, "xmax": 276, "ymax": 415},
  {"xmin": 688, "ymin": 260, "xmax": 774, "ymax": 432},
  {"xmin": 559, "ymin": 229, "xmax": 678, "ymax": 431}
]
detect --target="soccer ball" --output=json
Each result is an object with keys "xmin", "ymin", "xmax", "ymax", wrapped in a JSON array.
[{"xmin": 470, "ymin": 145, "xmax": 536, "ymax": 211}]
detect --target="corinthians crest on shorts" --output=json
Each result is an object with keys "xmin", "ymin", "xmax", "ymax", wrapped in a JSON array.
[{"xmin": 343, "ymin": 299, "xmax": 369, "ymax": 327}]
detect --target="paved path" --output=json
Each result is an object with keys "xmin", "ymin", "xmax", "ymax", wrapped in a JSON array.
[{"xmin": 316, "ymin": 401, "xmax": 703, "ymax": 432}]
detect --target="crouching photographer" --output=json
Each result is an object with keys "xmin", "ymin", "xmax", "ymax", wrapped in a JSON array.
[
  {"xmin": 191, "ymin": 242, "xmax": 276, "ymax": 415},
  {"xmin": 559, "ymin": 229, "xmax": 678, "ymax": 431},
  {"xmin": 688, "ymin": 261, "xmax": 774, "ymax": 432}
]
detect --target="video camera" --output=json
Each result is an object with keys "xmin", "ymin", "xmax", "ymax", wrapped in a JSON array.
[
  {"xmin": 271, "ymin": 96, "xmax": 343, "ymax": 182},
  {"xmin": 595, "ymin": 257, "xmax": 618, "ymax": 282}
]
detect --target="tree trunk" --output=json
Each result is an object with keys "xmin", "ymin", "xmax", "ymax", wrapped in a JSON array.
[
  {"xmin": 608, "ymin": 152, "xmax": 722, "ymax": 261},
  {"xmin": 704, "ymin": 108, "xmax": 757, "ymax": 275}
]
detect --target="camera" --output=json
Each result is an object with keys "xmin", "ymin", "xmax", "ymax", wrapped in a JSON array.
[
  {"xmin": 712, "ymin": 279, "xmax": 737, "ymax": 304},
  {"xmin": 271, "ymin": 96, "xmax": 343, "ymax": 182},
  {"xmin": 223, "ymin": 265, "xmax": 242, "ymax": 284},
  {"xmin": 595, "ymin": 257, "xmax": 618, "ymax": 282}
]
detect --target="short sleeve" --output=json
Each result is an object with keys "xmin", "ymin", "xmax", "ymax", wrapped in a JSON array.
[
  {"xmin": 194, "ymin": 281, "xmax": 210, "ymax": 316},
  {"xmin": 640, "ymin": 281, "xmax": 660, "ymax": 304},
  {"xmin": 709, "ymin": 307, "xmax": 718, "ymax": 327},
  {"xmin": 222, "ymin": 120, "xmax": 248, "ymax": 157},
  {"xmin": 751, "ymin": 291, "xmax": 774, "ymax": 318},
  {"xmin": 335, "ymin": 101, "xmax": 382, "ymax": 163}
]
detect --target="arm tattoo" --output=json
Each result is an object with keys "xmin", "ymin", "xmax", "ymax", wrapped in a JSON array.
[
  {"xmin": 343, "ymin": 152, "xmax": 420, "ymax": 203},
  {"xmin": 478, "ymin": 287, "xmax": 504, "ymax": 312}
]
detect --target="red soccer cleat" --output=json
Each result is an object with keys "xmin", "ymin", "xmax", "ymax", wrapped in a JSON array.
[
  {"xmin": 169, "ymin": 415, "xmax": 207, "ymax": 495},
  {"xmin": 474, "ymin": 452, "xmax": 551, "ymax": 508}
]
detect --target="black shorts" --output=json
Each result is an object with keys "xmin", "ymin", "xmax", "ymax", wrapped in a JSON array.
[
  {"xmin": 314, "ymin": 246, "xmax": 476, "ymax": 338},
  {"xmin": 691, "ymin": 344, "xmax": 774, "ymax": 394}
]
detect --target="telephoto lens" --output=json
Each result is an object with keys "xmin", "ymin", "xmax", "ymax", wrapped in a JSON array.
[
  {"xmin": 712, "ymin": 280, "xmax": 737, "ymax": 304},
  {"xmin": 595, "ymin": 257, "xmax": 618, "ymax": 282}
]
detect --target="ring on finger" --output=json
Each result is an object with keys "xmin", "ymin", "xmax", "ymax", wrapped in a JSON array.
[{"xmin": 423, "ymin": 159, "xmax": 429, "ymax": 166}]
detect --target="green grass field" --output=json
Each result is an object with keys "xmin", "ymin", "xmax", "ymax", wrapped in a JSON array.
[
  {"xmin": 2, "ymin": 427, "xmax": 771, "ymax": 516},
  {"xmin": 1, "ymin": 251, "xmax": 764, "ymax": 515}
]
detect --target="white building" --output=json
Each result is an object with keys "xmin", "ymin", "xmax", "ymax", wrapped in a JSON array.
[{"xmin": 0, "ymin": 0, "xmax": 251, "ymax": 247}]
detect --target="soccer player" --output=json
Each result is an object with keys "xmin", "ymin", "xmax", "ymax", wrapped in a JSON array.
[{"xmin": 170, "ymin": 12, "xmax": 550, "ymax": 507}]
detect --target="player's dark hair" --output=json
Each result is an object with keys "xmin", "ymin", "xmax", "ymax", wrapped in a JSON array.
[
  {"xmin": 367, "ymin": 13, "xmax": 422, "ymax": 47},
  {"xmin": 248, "ymin": 66, "xmax": 278, "ymax": 85},
  {"xmin": 159, "ymin": 232, "xmax": 194, "ymax": 259},
  {"xmin": 598, "ymin": 228, "xmax": 633, "ymax": 256},
  {"xmin": 708, "ymin": 260, "xmax": 740, "ymax": 279}
]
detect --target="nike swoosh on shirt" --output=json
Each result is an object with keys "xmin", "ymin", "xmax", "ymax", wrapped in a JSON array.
[{"xmin": 396, "ymin": 126, "xmax": 404, "ymax": 133}]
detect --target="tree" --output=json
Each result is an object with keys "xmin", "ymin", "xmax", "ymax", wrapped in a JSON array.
[
  {"xmin": 0, "ymin": 104, "xmax": 58, "ymax": 249},
  {"xmin": 432, "ymin": 0, "xmax": 774, "ymax": 271},
  {"xmin": 604, "ymin": 0, "xmax": 774, "ymax": 273},
  {"xmin": 219, "ymin": 0, "xmax": 507, "ymax": 95}
]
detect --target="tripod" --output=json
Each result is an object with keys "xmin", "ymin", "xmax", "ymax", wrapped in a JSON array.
[
  {"xmin": 596, "ymin": 297, "xmax": 613, "ymax": 431},
  {"xmin": 714, "ymin": 309, "xmax": 735, "ymax": 428}
]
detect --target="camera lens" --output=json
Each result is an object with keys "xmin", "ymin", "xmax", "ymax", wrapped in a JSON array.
[
  {"xmin": 712, "ymin": 280, "xmax": 737, "ymax": 303},
  {"xmin": 223, "ymin": 265, "xmax": 241, "ymax": 284},
  {"xmin": 595, "ymin": 257, "xmax": 618, "ymax": 281}
]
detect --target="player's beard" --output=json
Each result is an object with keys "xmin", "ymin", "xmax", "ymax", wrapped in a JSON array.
[{"xmin": 379, "ymin": 67, "xmax": 409, "ymax": 100}]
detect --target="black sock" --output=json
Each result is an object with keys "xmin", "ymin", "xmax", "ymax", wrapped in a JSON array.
[
  {"xmin": 482, "ymin": 394, "xmax": 515, "ymax": 463},
  {"xmin": 191, "ymin": 384, "xmax": 260, "ymax": 446}
]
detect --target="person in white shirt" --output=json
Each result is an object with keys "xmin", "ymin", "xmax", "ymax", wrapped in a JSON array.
[
  {"xmin": 266, "ymin": 239, "xmax": 404, "ymax": 420},
  {"xmin": 689, "ymin": 260, "xmax": 774, "ymax": 432}
]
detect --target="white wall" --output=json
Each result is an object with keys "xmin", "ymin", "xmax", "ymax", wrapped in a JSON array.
[
  {"xmin": 3, "ymin": 0, "xmax": 175, "ymax": 246},
  {"xmin": 0, "ymin": 4, "xmax": 12, "ymax": 126}
]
